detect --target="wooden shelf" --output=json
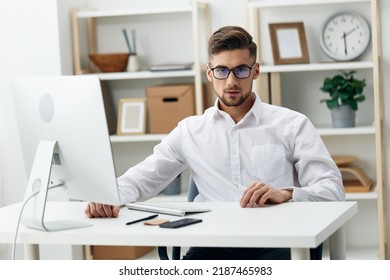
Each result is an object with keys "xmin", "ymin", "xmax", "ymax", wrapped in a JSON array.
[
  {"xmin": 110, "ymin": 134, "xmax": 167, "ymax": 143},
  {"xmin": 346, "ymin": 189, "xmax": 377, "ymax": 200},
  {"xmin": 76, "ymin": 8, "xmax": 192, "ymax": 18},
  {"xmin": 317, "ymin": 126, "xmax": 375, "ymax": 136},
  {"xmin": 109, "ymin": 126, "xmax": 375, "ymax": 143},
  {"xmin": 248, "ymin": 0, "xmax": 370, "ymax": 9},
  {"xmin": 83, "ymin": 69, "xmax": 196, "ymax": 81},
  {"xmin": 75, "ymin": 2, "xmax": 209, "ymax": 18},
  {"xmin": 260, "ymin": 61, "xmax": 373, "ymax": 73}
]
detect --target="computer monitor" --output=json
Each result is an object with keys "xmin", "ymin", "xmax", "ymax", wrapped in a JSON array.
[{"xmin": 10, "ymin": 75, "xmax": 121, "ymax": 231}]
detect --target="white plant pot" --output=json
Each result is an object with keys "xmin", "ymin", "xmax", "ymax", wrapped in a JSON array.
[{"xmin": 331, "ymin": 105, "xmax": 356, "ymax": 128}]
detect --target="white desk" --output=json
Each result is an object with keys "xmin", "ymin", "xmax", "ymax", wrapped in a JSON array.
[{"xmin": 0, "ymin": 201, "xmax": 357, "ymax": 260}]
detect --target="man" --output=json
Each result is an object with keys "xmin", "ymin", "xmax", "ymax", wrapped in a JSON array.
[{"xmin": 85, "ymin": 26, "xmax": 344, "ymax": 259}]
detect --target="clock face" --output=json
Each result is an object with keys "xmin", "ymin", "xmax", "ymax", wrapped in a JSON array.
[{"xmin": 320, "ymin": 12, "xmax": 370, "ymax": 61}]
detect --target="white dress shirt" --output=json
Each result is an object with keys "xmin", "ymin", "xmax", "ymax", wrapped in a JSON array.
[{"xmin": 117, "ymin": 94, "xmax": 345, "ymax": 204}]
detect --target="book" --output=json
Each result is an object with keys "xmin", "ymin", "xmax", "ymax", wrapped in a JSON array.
[{"xmin": 149, "ymin": 63, "xmax": 193, "ymax": 71}]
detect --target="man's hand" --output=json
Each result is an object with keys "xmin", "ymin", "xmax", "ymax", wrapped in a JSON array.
[
  {"xmin": 240, "ymin": 182, "xmax": 292, "ymax": 208},
  {"xmin": 85, "ymin": 202, "xmax": 120, "ymax": 218}
]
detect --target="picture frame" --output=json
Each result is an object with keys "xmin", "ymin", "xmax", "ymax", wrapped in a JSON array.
[
  {"xmin": 269, "ymin": 22, "xmax": 310, "ymax": 65},
  {"xmin": 117, "ymin": 98, "xmax": 146, "ymax": 135}
]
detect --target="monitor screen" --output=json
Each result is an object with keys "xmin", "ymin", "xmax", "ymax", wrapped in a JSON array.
[{"xmin": 11, "ymin": 75, "xmax": 120, "ymax": 231}]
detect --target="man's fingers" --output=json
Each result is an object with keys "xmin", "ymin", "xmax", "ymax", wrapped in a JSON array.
[
  {"xmin": 85, "ymin": 203, "xmax": 120, "ymax": 218},
  {"xmin": 112, "ymin": 206, "xmax": 120, "ymax": 217},
  {"xmin": 94, "ymin": 203, "xmax": 106, "ymax": 217},
  {"xmin": 241, "ymin": 182, "xmax": 263, "ymax": 207},
  {"xmin": 85, "ymin": 203, "xmax": 94, "ymax": 218},
  {"xmin": 240, "ymin": 182, "xmax": 291, "ymax": 208},
  {"xmin": 102, "ymin": 204, "xmax": 120, "ymax": 218},
  {"xmin": 101, "ymin": 204, "xmax": 113, "ymax": 217},
  {"xmin": 255, "ymin": 188, "xmax": 271, "ymax": 207}
]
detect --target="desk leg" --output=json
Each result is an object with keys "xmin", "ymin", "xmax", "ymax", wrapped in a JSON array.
[
  {"xmin": 24, "ymin": 244, "xmax": 39, "ymax": 260},
  {"xmin": 291, "ymin": 248, "xmax": 310, "ymax": 260},
  {"xmin": 329, "ymin": 226, "xmax": 346, "ymax": 260}
]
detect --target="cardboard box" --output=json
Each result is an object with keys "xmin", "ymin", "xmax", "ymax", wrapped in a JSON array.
[
  {"xmin": 91, "ymin": 245, "xmax": 155, "ymax": 260},
  {"xmin": 147, "ymin": 84, "xmax": 195, "ymax": 134}
]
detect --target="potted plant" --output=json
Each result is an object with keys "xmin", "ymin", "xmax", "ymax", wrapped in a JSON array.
[{"xmin": 320, "ymin": 70, "xmax": 366, "ymax": 128}]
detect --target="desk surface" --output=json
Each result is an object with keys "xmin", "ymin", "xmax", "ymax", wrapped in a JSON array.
[{"xmin": 0, "ymin": 201, "xmax": 357, "ymax": 249}]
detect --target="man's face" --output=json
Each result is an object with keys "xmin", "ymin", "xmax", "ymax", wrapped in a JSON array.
[{"xmin": 207, "ymin": 49, "xmax": 259, "ymax": 108}]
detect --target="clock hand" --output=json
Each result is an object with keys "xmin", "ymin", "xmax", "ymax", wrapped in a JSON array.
[
  {"xmin": 340, "ymin": 28, "xmax": 357, "ymax": 39},
  {"xmin": 344, "ymin": 28, "xmax": 356, "ymax": 37},
  {"xmin": 342, "ymin": 32, "xmax": 347, "ymax": 55}
]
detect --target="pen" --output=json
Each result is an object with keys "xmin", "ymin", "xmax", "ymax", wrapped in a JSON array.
[{"xmin": 126, "ymin": 214, "xmax": 158, "ymax": 225}]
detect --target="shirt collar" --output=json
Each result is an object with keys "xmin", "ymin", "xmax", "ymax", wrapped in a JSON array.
[
  {"xmin": 212, "ymin": 93, "xmax": 262, "ymax": 124},
  {"xmin": 249, "ymin": 94, "xmax": 262, "ymax": 124}
]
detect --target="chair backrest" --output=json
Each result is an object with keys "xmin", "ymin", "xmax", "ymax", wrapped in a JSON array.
[{"xmin": 187, "ymin": 177, "xmax": 199, "ymax": 202}]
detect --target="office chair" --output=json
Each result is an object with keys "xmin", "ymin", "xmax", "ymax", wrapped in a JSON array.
[{"xmin": 157, "ymin": 178, "xmax": 323, "ymax": 260}]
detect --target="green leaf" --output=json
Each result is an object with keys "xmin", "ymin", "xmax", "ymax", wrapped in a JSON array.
[
  {"xmin": 326, "ymin": 99, "xmax": 339, "ymax": 110},
  {"xmin": 349, "ymin": 100, "xmax": 358, "ymax": 111},
  {"xmin": 339, "ymin": 91, "xmax": 350, "ymax": 101},
  {"xmin": 355, "ymin": 95, "xmax": 366, "ymax": 102}
]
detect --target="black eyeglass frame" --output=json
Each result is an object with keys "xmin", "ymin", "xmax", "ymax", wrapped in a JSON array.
[{"xmin": 208, "ymin": 62, "xmax": 257, "ymax": 80}]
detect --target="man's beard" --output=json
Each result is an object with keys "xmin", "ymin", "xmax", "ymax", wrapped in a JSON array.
[{"xmin": 218, "ymin": 88, "xmax": 251, "ymax": 107}]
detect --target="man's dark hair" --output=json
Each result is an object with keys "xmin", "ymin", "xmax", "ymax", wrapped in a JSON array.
[{"xmin": 208, "ymin": 26, "xmax": 257, "ymax": 61}]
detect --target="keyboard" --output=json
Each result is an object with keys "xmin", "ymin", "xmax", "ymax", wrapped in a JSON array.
[{"xmin": 126, "ymin": 202, "xmax": 211, "ymax": 216}]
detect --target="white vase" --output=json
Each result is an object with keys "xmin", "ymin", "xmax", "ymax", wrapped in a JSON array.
[
  {"xmin": 127, "ymin": 54, "xmax": 140, "ymax": 72},
  {"xmin": 331, "ymin": 105, "xmax": 356, "ymax": 128}
]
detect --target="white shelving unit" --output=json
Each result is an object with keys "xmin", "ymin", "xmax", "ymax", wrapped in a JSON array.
[
  {"xmin": 71, "ymin": 0, "xmax": 210, "ymax": 116},
  {"xmin": 72, "ymin": 2, "xmax": 210, "ymax": 260},
  {"xmin": 247, "ymin": 0, "xmax": 386, "ymax": 259},
  {"xmin": 71, "ymin": 0, "xmax": 211, "ymax": 197}
]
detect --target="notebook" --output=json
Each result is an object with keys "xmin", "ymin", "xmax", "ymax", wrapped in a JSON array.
[{"xmin": 126, "ymin": 202, "xmax": 211, "ymax": 217}]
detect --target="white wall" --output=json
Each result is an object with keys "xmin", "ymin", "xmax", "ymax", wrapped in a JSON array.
[
  {"xmin": 0, "ymin": 0, "xmax": 62, "ymax": 206},
  {"xmin": 0, "ymin": 0, "xmax": 389, "ymax": 259},
  {"xmin": 0, "ymin": 0, "xmax": 60, "ymax": 259},
  {"xmin": 0, "ymin": 0, "xmax": 86, "ymax": 260}
]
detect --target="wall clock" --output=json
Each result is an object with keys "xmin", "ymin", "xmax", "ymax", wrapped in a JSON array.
[{"xmin": 319, "ymin": 11, "xmax": 370, "ymax": 61}]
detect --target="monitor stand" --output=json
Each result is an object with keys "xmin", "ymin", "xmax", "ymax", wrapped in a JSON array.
[{"xmin": 21, "ymin": 140, "xmax": 92, "ymax": 231}]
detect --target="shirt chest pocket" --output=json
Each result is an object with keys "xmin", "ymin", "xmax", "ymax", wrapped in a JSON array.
[{"xmin": 250, "ymin": 144, "xmax": 286, "ymax": 181}]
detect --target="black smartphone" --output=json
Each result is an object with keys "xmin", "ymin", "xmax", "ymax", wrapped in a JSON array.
[{"xmin": 159, "ymin": 218, "xmax": 202, "ymax": 229}]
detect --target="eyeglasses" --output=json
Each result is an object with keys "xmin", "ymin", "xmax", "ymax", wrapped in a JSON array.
[{"xmin": 208, "ymin": 63, "xmax": 256, "ymax": 80}]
